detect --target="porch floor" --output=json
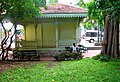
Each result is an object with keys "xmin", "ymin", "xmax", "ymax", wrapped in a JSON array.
[{"xmin": 17, "ymin": 46, "xmax": 102, "ymax": 50}]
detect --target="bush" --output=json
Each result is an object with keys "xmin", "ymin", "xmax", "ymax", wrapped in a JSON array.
[
  {"xmin": 92, "ymin": 54, "xmax": 101, "ymax": 60},
  {"xmin": 99, "ymin": 54, "xmax": 110, "ymax": 61},
  {"xmin": 53, "ymin": 51, "xmax": 83, "ymax": 61},
  {"xmin": 92, "ymin": 54, "xmax": 110, "ymax": 61},
  {"xmin": 53, "ymin": 52, "xmax": 65, "ymax": 61}
]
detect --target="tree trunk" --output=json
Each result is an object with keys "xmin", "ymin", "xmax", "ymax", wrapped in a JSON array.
[
  {"xmin": 101, "ymin": 16, "xmax": 119, "ymax": 58},
  {"xmin": 113, "ymin": 19, "xmax": 119, "ymax": 58},
  {"xmin": 106, "ymin": 19, "xmax": 113, "ymax": 55},
  {"xmin": 0, "ymin": 20, "xmax": 16, "ymax": 60},
  {"xmin": 0, "ymin": 21, "xmax": 9, "ymax": 60},
  {"xmin": 101, "ymin": 16, "xmax": 109, "ymax": 54}
]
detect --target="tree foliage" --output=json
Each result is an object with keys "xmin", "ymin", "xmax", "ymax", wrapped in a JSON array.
[
  {"xmin": 87, "ymin": 2, "xmax": 102, "ymax": 20},
  {"xmin": 78, "ymin": 0, "xmax": 101, "ymax": 30},
  {"xmin": 96, "ymin": 0, "xmax": 120, "ymax": 21},
  {"xmin": 87, "ymin": 1, "xmax": 104, "ymax": 30},
  {"xmin": 6, "ymin": 0, "xmax": 40, "ymax": 22},
  {"xmin": 48, "ymin": 0, "xmax": 57, "ymax": 4},
  {"xmin": 77, "ymin": 0, "xmax": 86, "ymax": 8}
]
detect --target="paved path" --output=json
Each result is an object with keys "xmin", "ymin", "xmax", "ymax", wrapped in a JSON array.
[{"xmin": 82, "ymin": 50, "xmax": 101, "ymax": 58}]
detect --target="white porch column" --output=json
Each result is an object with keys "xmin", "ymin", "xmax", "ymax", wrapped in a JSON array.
[
  {"xmin": 56, "ymin": 24, "xmax": 59, "ymax": 47},
  {"xmin": 76, "ymin": 18, "xmax": 81, "ymax": 43},
  {"xmin": 34, "ymin": 18, "xmax": 38, "ymax": 49},
  {"xmin": 76, "ymin": 26, "xmax": 81, "ymax": 40},
  {"xmin": 35, "ymin": 25, "xmax": 38, "ymax": 49},
  {"xmin": 23, "ymin": 25, "xmax": 27, "ymax": 41},
  {"xmin": 55, "ymin": 18, "xmax": 59, "ymax": 48}
]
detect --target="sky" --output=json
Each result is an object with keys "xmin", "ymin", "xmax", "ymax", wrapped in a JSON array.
[
  {"xmin": 57, "ymin": 0, "xmax": 90, "ymax": 3},
  {"xmin": 46, "ymin": 0, "xmax": 91, "ymax": 5}
]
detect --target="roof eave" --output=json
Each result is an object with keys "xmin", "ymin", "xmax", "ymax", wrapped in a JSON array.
[{"xmin": 36, "ymin": 12, "xmax": 88, "ymax": 18}]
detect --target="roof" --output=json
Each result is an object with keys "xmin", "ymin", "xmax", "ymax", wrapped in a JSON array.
[
  {"xmin": 40, "ymin": 4, "xmax": 87, "ymax": 14},
  {"xmin": 37, "ymin": 4, "xmax": 88, "ymax": 18}
]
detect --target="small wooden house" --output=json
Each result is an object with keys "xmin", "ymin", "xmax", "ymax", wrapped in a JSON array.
[{"xmin": 21, "ymin": 4, "xmax": 87, "ymax": 49}]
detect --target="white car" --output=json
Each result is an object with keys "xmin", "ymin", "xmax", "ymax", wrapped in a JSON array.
[{"xmin": 84, "ymin": 30, "xmax": 103, "ymax": 43}]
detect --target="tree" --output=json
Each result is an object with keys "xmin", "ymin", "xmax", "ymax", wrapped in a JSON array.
[
  {"xmin": 87, "ymin": 1, "xmax": 104, "ymax": 42},
  {"xmin": 95, "ymin": 0, "xmax": 120, "ymax": 58},
  {"xmin": 77, "ymin": 0, "xmax": 101, "ymax": 30},
  {"xmin": 48, "ymin": 0, "xmax": 57, "ymax": 4},
  {"xmin": 77, "ymin": 0, "xmax": 86, "ymax": 8},
  {"xmin": 0, "ymin": 0, "xmax": 46, "ymax": 60}
]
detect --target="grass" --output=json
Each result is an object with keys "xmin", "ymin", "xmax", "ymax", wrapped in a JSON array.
[{"xmin": 0, "ymin": 58, "xmax": 120, "ymax": 82}]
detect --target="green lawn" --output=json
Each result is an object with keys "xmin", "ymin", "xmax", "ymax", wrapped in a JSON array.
[{"xmin": 0, "ymin": 58, "xmax": 120, "ymax": 82}]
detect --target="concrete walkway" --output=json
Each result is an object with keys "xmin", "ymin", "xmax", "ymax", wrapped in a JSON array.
[{"xmin": 82, "ymin": 50, "xmax": 101, "ymax": 58}]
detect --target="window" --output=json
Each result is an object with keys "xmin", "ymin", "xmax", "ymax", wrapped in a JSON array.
[
  {"xmin": 86, "ymin": 32, "xmax": 97, "ymax": 37},
  {"xmin": 86, "ymin": 32, "xmax": 91, "ymax": 37},
  {"xmin": 91, "ymin": 32, "xmax": 97, "ymax": 37}
]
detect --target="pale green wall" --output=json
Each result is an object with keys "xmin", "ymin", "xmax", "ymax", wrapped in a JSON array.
[
  {"xmin": 59, "ymin": 22, "xmax": 76, "ymax": 40},
  {"xmin": 26, "ymin": 24, "xmax": 35, "ymax": 41},
  {"xmin": 42, "ymin": 23, "xmax": 56, "ymax": 47},
  {"xmin": 23, "ymin": 24, "xmax": 36, "ymax": 48},
  {"xmin": 58, "ymin": 22, "xmax": 78, "ymax": 46},
  {"xmin": 25, "ymin": 22, "xmax": 78, "ymax": 48},
  {"xmin": 25, "ymin": 23, "xmax": 56, "ymax": 48},
  {"xmin": 37, "ymin": 24, "xmax": 42, "ymax": 47}
]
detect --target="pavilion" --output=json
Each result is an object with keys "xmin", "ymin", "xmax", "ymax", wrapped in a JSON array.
[{"xmin": 21, "ymin": 4, "xmax": 87, "ymax": 49}]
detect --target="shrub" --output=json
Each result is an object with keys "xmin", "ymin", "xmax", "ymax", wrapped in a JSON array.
[
  {"xmin": 99, "ymin": 54, "xmax": 110, "ymax": 61},
  {"xmin": 53, "ymin": 51, "xmax": 83, "ymax": 61},
  {"xmin": 53, "ymin": 52, "xmax": 65, "ymax": 61},
  {"xmin": 92, "ymin": 54, "xmax": 110, "ymax": 61},
  {"xmin": 92, "ymin": 54, "xmax": 101, "ymax": 60}
]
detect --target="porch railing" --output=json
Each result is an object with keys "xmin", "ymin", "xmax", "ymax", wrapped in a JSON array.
[{"xmin": 58, "ymin": 39, "xmax": 79, "ymax": 47}]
